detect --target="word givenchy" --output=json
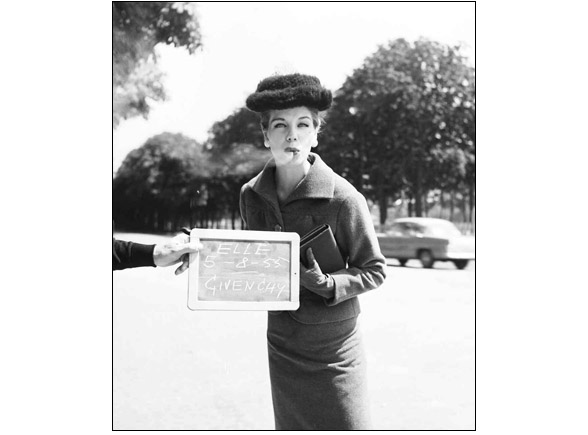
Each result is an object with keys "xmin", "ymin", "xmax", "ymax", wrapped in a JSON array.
[{"xmin": 204, "ymin": 275, "xmax": 287, "ymax": 298}]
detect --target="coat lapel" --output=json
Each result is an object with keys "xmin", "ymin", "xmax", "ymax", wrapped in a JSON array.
[
  {"xmin": 250, "ymin": 153, "xmax": 335, "ymax": 208},
  {"xmin": 251, "ymin": 159, "xmax": 279, "ymax": 206},
  {"xmin": 282, "ymin": 153, "xmax": 335, "ymax": 205}
]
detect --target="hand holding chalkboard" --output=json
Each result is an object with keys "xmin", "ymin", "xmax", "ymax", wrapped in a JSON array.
[{"xmin": 187, "ymin": 229, "xmax": 300, "ymax": 311}]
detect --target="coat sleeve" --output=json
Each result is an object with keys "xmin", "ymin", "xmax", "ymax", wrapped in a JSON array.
[
  {"xmin": 327, "ymin": 192, "xmax": 387, "ymax": 306},
  {"xmin": 113, "ymin": 238, "xmax": 156, "ymax": 271}
]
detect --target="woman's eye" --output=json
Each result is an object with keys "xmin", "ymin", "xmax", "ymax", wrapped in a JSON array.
[
  {"xmin": 298, "ymin": 123, "xmax": 309, "ymax": 128},
  {"xmin": 273, "ymin": 123, "xmax": 285, "ymax": 128}
]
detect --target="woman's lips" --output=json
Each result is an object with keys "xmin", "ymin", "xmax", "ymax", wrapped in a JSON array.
[{"xmin": 285, "ymin": 147, "xmax": 300, "ymax": 153}]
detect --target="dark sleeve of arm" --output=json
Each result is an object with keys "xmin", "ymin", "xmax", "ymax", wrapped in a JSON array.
[
  {"xmin": 113, "ymin": 238, "xmax": 156, "ymax": 271},
  {"xmin": 327, "ymin": 193, "xmax": 387, "ymax": 305}
]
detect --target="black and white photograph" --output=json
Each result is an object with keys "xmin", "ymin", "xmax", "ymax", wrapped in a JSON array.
[
  {"xmin": 112, "ymin": 1, "xmax": 475, "ymax": 430},
  {"xmin": 7, "ymin": 1, "xmax": 588, "ymax": 434}
]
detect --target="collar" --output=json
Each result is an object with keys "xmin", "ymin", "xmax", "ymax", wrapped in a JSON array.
[{"xmin": 251, "ymin": 153, "xmax": 336, "ymax": 206}]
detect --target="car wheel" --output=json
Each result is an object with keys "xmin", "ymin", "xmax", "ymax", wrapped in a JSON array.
[
  {"xmin": 453, "ymin": 260, "xmax": 469, "ymax": 270},
  {"xmin": 418, "ymin": 250, "xmax": 435, "ymax": 268},
  {"xmin": 398, "ymin": 259, "xmax": 408, "ymax": 267}
]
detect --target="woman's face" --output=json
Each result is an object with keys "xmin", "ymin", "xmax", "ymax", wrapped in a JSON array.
[{"xmin": 264, "ymin": 106, "xmax": 319, "ymax": 168}]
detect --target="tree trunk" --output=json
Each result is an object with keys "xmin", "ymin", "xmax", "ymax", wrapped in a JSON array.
[
  {"xmin": 424, "ymin": 190, "xmax": 430, "ymax": 217},
  {"xmin": 439, "ymin": 190, "xmax": 445, "ymax": 219},
  {"xmin": 449, "ymin": 191, "xmax": 455, "ymax": 221},
  {"xmin": 189, "ymin": 199, "xmax": 194, "ymax": 228},
  {"xmin": 379, "ymin": 192, "xmax": 388, "ymax": 228},
  {"xmin": 460, "ymin": 193, "xmax": 467, "ymax": 223},
  {"xmin": 414, "ymin": 191, "xmax": 423, "ymax": 217},
  {"xmin": 413, "ymin": 167, "xmax": 423, "ymax": 217},
  {"xmin": 407, "ymin": 194, "xmax": 413, "ymax": 217}
]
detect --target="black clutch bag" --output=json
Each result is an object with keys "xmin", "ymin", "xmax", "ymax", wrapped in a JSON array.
[{"xmin": 299, "ymin": 224, "xmax": 346, "ymax": 273}]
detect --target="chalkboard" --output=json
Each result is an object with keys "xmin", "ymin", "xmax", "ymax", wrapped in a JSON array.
[{"xmin": 187, "ymin": 228, "xmax": 300, "ymax": 310}]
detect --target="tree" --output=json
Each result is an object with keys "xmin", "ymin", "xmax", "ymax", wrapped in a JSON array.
[
  {"xmin": 113, "ymin": 2, "xmax": 202, "ymax": 128},
  {"xmin": 113, "ymin": 132, "xmax": 208, "ymax": 231},
  {"xmin": 205, "ymin": 142, "xmax": 270, "ymax": 228},
  {"xmin": 113, "ymin": 130, "xmax": 270, "ymax": 232},
  {"xmin": 320, "ymin": 38, "xmax": 475, "ymax": 223},
  {"xmin": 207, "ymin": 107, "xmax": 266, "ymax": 153},
  {"xmin": 205, "ymin": 106, "xmax": 271, "ymax": 228}
]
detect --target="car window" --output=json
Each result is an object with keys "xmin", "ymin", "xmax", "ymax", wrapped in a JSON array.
[
  {"xmin": 422, "ymin": 221, "xmax": 462, "ymax": 237},
  {"xmin": 399, "ymin": 223, "xmax": 418, "ymax": 236},
  {"xmin": 410, "ymin": 224, "xmax": 426, "ymax": 236},
  {"xmin": 388, "ymin": 223, "xmax": 404, "ymax": 236}
]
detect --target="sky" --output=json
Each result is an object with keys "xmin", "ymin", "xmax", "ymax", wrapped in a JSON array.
[{"xmin": 113, "ymin": 2, "xmax": 475, "ymax": 172}]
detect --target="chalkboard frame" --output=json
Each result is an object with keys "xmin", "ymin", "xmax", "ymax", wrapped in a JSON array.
[{"xmin": 187, "ymin": 228, "xmax": 300, "ymax": 311}]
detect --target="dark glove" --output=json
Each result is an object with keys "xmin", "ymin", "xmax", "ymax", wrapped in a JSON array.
[{"xmin": 299, "ymin": 247, "xmax": 335, "ymax": 298}]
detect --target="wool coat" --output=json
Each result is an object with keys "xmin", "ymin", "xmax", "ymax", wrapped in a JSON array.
[
  {"xmin": 239, "ymin": 153, "xmax": 386, "ymax": 429},
  {"xmin": 240, "ymin": 153, "xmax": 386, "ymax": 324}
]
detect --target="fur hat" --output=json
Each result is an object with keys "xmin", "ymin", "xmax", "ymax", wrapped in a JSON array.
[{"xmin": 246, "ymin": 73, "xmax": 332, "ymax": 112}]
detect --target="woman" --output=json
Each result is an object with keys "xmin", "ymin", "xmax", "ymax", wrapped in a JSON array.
[{"xmin": 240, "ymin": 73, "xmax": 386, "ymax": 430}]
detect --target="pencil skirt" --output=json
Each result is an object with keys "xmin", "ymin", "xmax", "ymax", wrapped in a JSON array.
[{"xmin": 266, "ymin": 311, "xmax": 371, "ymax": 430}]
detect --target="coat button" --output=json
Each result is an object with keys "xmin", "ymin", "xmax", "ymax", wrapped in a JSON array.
[{"xmin": 274, "ymin": 224, "xmax": 282, "ymax": 231}]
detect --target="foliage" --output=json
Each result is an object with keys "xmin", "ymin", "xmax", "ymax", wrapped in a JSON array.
[
  {"xmin": 207, "ymin": 142, "xmax": 270, "ymax": 179},
  {"xmin": 207, "ymin": 107, "xmax": 266, "ymax": 153},
  {"xmin": 320, "ymin": 38, "xmax": 475, "ymax": 220},
  {"xmin": 113, "ymin": 36, "xmax": 476, "ymax": 231},
  {"xmin": 204, "ymin": 143, "xmax": 271, "ymax": 228},
  {"xmin": 112, "ymin": 2, "xmax": 202, "ymax": 128},
  {"xmin": 113, "ymin": 132, "xmax": 270, "ymax": 232},
  {"xmin": 200, "ymin": 108, "xmax": 270, "ymax": 228},
  {"xmin": 113, "ymin": 132, "xmax": 208, "ymax": 231}
]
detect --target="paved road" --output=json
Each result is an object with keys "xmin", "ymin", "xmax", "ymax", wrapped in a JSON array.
[{"xmin": 113, "ymin": 233, "xmax": 475, "ymax": 430}]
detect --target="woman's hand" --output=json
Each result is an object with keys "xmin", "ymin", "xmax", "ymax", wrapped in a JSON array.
[
  {"xmin": 300, "ymin": 248, "xmax": 335, "ymax": 296},
  {"xmin": 153, "ymin": 233, "xmax": 203, "ymax": 275}
]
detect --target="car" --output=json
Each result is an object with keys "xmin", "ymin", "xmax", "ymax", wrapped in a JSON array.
[{"xmin": 377, "ymin": 217, "xmax": 475, "ymax": 269}]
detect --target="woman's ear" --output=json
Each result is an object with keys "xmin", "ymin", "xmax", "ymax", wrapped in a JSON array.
[
  {"xmin": 311, "ymin": 131, "xmax": 319, "ymax": 148},
  {"xmin": 263, "ymin": 131, "xmax": 271, "ymax": 148}
]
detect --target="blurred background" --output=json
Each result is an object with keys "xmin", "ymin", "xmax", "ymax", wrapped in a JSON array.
[
  {"xmin": 113, "ymin": 1, "xmax": 475, "ymax": 235},
  {"xmin": 113, "ymin": 1, "xmax": 475, "ymax": 430}
]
